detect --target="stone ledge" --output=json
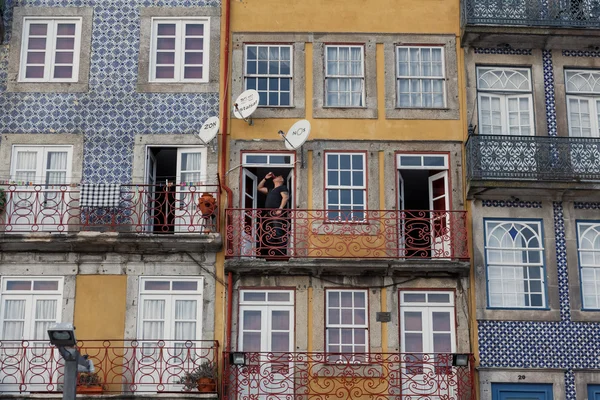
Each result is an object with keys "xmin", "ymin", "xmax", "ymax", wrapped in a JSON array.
[
  {"xmin": 0, "ymin": 232, "xmax": 222, "ymax": 254},
  {"xmin": 225, "ymin": 258, "xmax": 470, "ymax": 277}
]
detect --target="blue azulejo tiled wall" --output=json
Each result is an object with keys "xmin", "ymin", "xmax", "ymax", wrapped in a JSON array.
[
  {"xmin": 478, "ymin": 202, "xmax": 600, "ymax": 400},
  {"xmin": 0, "ymin": 0, "xmax": 220, "ymax": 184}
]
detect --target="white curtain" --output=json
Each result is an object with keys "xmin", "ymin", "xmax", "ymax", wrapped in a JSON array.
[
  {"xmin": 142, "ymin": 300, "xmax": 165, "ymax": 340},
  {"xmin": 34, "ymin": 300, "xmax": 57, "ymax": 340},
  {"xmin": 507, "ymin": 96, "xmax": 531, "ymax": 135},
  {"xmin": 488, "ymin": 225, "xmax": 526, "ymax": 307},
  {"xmin": 180, "ymin": 153, "xmax": 202, "ymax": 183},
  {"xmin": 15, "ymin": 151, "xmax": 38, "ymax": 182},
  {"xmin": 46, "ymin": 152, "xmax": 68, "ymax": 184},
  {"xmin": 479, "ymin": 95, "xmax": 503, "ymax": 134},
  {"xmin": 2, "ymin": 300, "xmax": 25, "ymax": 340},
  {"xmin": 174, "ymin": 300, "xmax": 196, "ymax": 340}
]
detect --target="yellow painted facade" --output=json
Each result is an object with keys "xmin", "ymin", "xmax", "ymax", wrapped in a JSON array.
[
  {"xmin": 225, "ymin": 0, "xmax": 473, "ymax": 371},
  {"xmin": 73, "ymin": 275, "xmax": 127, "ymax": 340}
]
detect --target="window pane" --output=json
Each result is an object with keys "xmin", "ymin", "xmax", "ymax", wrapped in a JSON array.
[
  {"xmin": 404, "ymin": 312, "xmax": 422, "ymax": 331},
  {"xmin": 33, "ymin": 281, "xmax": 59, "ymax": 291},
  {"xmin": 243, "ymin": 310, "xmax": 261, "ymax": 330},
  {"xmin": 185, "ymin": 52, "xmax": 203, "ymax": 65},
  {"xmin": 157, "ymin": 24, "xmax": 176, "ymax": 35},
  {"xmin": 56, "ymin": 23, "xmax": 76, "ymax": 35},
  {"xmin": 185, "ymin": 24, "xmax": 204, "ymax": 35},
  {"xmin": 53, "ymin": 66, "xmax": 73, "ymax": 79},
  {"xmin": 7, "ymin": 281, "xmax": 32, "ymax": 291},
  {"xmin": 29, "ymin": 23, "xmax": 48, "ymax": 35},
  {"xmin": 157, "ymin": 37, "xmax": 175, "ymax": 50},
  {"xmin": 272, "ymin": 311, "xmax": 290, "ymax": 330},
  {"xmin": 172, "ymin": 281, "xmax": 198, "ymax": 291},
  {"xmin": 184, "ymin": 67, "xmax": 203, "ymax": 79},
  {"xmin": 28, "ymin": 38, "xmax": 46, "ymax": 50},
  {"xmin": 243, "ymin": 292, "xmax": 266, "ymax": 301},
  {"xmin": 56, "ymin": 37, "xmax": 74, "ymax": 50},
  {"xmin": 156, "ymin": 66, "xmax": 174, "ymax": 79},
  {"xmin": 144, "ymin": 281, "xmax": 170, "ymax": 290},
  {"xmin": 268, "ymin": 292, "xmax": 290, "ymax": 302},
  {"xmin": 54, "ymin": 51, "xmax": 74, "ymax": 64},
  {"xmin": 185, "ymin": 38, "xmax": 203, "ymax": 50}
]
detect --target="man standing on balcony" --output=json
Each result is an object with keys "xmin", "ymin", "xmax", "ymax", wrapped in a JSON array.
[{"xmin": 258, "ymin": 172, "xmax": 289, "ymax": 257}]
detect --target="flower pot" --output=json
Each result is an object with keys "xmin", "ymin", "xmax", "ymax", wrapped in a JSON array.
[
  {"xmin": 198, "ymin": 193, "xmax": 216, "ymax": 216},
  {"xmin": 196, "ymin": 377, "xmax": 217, "ymax": 393},
  {"xmin": 76, "ymin": 386, "xmax": 104, "ymax": 394}
]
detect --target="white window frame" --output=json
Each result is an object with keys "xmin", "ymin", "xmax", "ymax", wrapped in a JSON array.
[
  {"xmin": 244, "ymin": 44, "xmax": 293, "ymax": 108},
  {"xmin": 149, "ymin": 18, "xmax": 210, "ymax": 83},
  {"xmin": 484, "ymin": 220, "xmax": 546, "ymax": 309},
  {"xmin": 324, "ymin": 45, "xmax": 365, "ymax": 108},
  {"xmin": 577, "ymin": 221, "xmax": 600, "ymax": 310},
  {"xmin": 476, "ymin": 67, "xmax": 534, "ymax": 136},
  {"xmin": 325, "ymin": 152, "xmax": 367, "ymax": 221},
  {"xmin": 137, "ymin": 277, "xmax": 204, "ymax": 341},
  {"xmin": 242, "ymin": 152, "xmax": 295, "ymax": 167},
  {"xmin": 396, "ymin": 46, "xmax": 446, "ymax": 108},
  {"xmin": 10, "ymin": 145, "xmax": 73, "ymax": 184},
  {"xmin": 565, "ymin": 69, "xmax": 600, "ymax": 138},
  {"xmin": 0, "ymin": 276, "xmax": 64, "ymax": 341},
  {"xmin": 399, "ymin": 291, "xmax": 455, "ymax": 354},
  {"xmin": 325, "ymin": 289, "xmax": 368, "ymax": 362},
  {"xmin": 396, "ymin": 153, "xmax": 449, "ymax": 170},
  {"xmin": 18, "ymin": 17, "xmax": 82, "ymax": 83}
]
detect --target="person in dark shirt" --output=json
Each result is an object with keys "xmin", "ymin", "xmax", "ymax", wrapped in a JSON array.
[{"xmin": 258, "ymin": 172, "xmax": 289, "ymax": 257}]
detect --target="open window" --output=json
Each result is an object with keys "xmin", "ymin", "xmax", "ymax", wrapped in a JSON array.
[
  {"xmin": 144, "ymin": 146, "xmax": 209, "ymax": 233},
  {"xmin": 397, "ymin": 153, "xmax": 450, "ymax": 258},
  {"xmin": 239, "ymin": 152, "xmax": 295, "ymax": 258}
]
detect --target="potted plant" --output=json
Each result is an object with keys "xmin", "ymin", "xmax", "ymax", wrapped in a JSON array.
[
  {"xmin": 76, "ymin": 371, "xmax": 105, "ymax": 394},
  {"xmin": 175, "ymin": 361, "xmax": 217, "ymax": 393}
]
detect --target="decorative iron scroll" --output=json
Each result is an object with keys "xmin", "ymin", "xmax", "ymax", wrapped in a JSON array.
[
  {"xmin": 466, "ymin": 134, "xmax": 600, "ymax": 181},
  {"xmin": 0, "ymin": 184, "xmax": 220, "ymax": 233},
  {"xmin": 223, "ymin": 352, "xmax": 475, "ymax": 400},
  {"xmin": 225, "ymin": 209, "xmax": 469, "ymax": 260},
  {"xmin": 0, "ymin": 339, "xmax": 219, "ymax": 393},
  {"xmin": 464, "ymin": 0, "xmax": 600, "ymax": 27}
]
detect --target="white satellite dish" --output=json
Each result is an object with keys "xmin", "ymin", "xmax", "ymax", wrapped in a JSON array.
[
  {"xmin": 197, "ymin": 116, "xmax": 220, "ymax": 145},
  {"xmin": 282, "ymin": 119, "xmax": 311, "ymax": 150},
  {"xmin": 233, "ymin": 89, "xmax": 259, "ymax": 124}
]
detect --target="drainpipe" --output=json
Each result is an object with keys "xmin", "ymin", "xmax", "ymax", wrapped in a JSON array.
[{"xmin": 220, "ymin": 0, "xmax": 234, "ymax": 356}]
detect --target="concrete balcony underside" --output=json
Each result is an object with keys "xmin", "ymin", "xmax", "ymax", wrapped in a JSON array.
[
  {"xmin": 225, "ymin": 258, "xmax": 471, "ymax": 277},
  {"xmin": 462, "ymin": 0, "xmax": 600, "ymax": 47},
  {"xmin": 0, "ymin": 232, "xmax": 222, "ymax": 254}
]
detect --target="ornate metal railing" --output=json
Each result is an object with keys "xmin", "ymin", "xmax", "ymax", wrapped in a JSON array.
[
  {"xmin": 223, "ymin": 352, "xmax": 475, "ymax": 400},
  {"xmin": 466, "ymin": 134, "xmax": 600, "ymax": 181},
  {"xmin": 225, "ymin": 209, "xmax": 469, "ymax": 260},
  {"xmin": 463, "ymin": 0, "xmax": 600, "ymax": 27},
  {"xmin": 0, "ymin": 183, "xmax": 219, "ymax": 233},
  {"xmin": 0, "ymin": 339, "xmax": 219, "ymax": 393}
]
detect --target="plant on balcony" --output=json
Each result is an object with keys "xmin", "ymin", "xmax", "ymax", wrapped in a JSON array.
[
  {"xmin": 76, "ymin": 371, "xmax": 105, "ymax": 394},
  {"xmin": 175, "ymin": 361, "xmax": 217, "ymax": 392}
]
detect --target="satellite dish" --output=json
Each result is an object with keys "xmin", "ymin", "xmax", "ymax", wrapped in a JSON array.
[
  {"xmin": 197, "ymin": 116, "xmax": 220, "ymax": 145},
  {"xmin": 233, "ymin": 89, "xmax": 259, "ymax": 123},
  {"xmin": 283, "ymin": 119, "xmax": 311, "ymax": 150}
]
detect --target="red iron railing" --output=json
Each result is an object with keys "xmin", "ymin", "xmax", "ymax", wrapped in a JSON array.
[
  {"xmin": 225, "ymin": 209, "xmax": 469, "ymax": 260},
  {"xmin": 223, "ymin": 352, "xmax": 475, "ymax": 400},
  {"xmin": 0, "ymin": 339, "xmax": 219, "ymax": 393},
  {"xmin": 0, "ymin": 184, "xmax": 219, "ymax": 234}
]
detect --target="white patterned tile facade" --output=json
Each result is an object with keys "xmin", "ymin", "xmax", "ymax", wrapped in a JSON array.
[{"xmin": 0, "ymin": 0, "xmax": 220, "ymax": 183}]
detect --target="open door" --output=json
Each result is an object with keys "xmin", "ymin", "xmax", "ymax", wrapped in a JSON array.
[
  {"xmin": 428, "ymin": 171, "xmax": 450, "ymax": 258},
  {"xmin": 398, "ymin": 173, "xmax": 406, "ymax": 257},
  {"xmin": 241, "ymin": 169, "xmax": 258, "ymax": 257},
  {"xmin": 174, "ymin": 148, "xmax": 206, "ymax": 233},
  {"xmin": 144, "ymin": 150, "xmax": 157, "ymax": 233}
]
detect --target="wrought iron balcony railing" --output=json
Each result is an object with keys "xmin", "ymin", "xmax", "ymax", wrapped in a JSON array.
[
  {"xmin": 223, "ymin": 352, "xmax": 475, "ymax": 400},
  {"xmin": 0, "ymin": 339, "xmax": 219, "ymax": 394},
  {"xmin": 463, "ymin": 0, "xmax": 600, "ymax": 28},
  {"xmin": 0, "ymin": 183, "xmax": 219, "ymax": 234},
  {"xmin": 466, "ymin": 134, "xmax": 600, "ymax": 182},
  {"xmin": 225, "ymin": 209, "xmax": 469, "ymax": 260}
]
